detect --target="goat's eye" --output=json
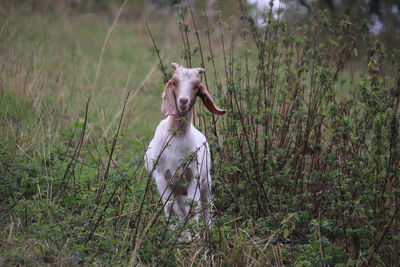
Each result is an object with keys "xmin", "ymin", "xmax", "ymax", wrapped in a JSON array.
[{"xmin": 193, "ymin": 86, "xmax": 198, "ymax": 91}]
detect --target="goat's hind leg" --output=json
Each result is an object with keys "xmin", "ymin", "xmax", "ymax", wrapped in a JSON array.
[{"xmin": 200, "ymin": 175, "xmax": 213, "ymax": 229}]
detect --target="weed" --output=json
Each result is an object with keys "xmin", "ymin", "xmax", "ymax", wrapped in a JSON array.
[{"xmin": 1, "ymin": 1, "xmax": 399, "ymax": 266}]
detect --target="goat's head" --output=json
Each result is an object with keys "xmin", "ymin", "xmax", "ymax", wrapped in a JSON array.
[{"xmin": 161, "ymin": 62, "xmax": 226, "ymax": 117}]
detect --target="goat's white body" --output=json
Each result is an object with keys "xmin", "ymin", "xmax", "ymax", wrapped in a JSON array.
[
  {"xmin": 145, "ymin": 116, "xmax": 213, "ymax": 231},
  {"xmin": 145, "ymin": 63, "xmax": 225, "ymax": 240}
]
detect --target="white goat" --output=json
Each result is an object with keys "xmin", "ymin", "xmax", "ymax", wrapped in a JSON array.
[{"xmin": 145, "ymin": 62, "xmax": 225, "ymax": 239}]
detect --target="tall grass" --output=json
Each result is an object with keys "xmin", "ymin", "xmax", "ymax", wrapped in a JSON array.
[{"xmin": 1, "ymin": 1, "xmax": 399, "ymax": 266}]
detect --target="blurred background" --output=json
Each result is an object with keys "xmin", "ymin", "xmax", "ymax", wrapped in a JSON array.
[{"xmin": 1, "ymin": 0, "xmax": 399, "ymax": 137}]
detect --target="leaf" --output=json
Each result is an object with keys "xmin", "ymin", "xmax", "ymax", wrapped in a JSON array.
[
  {"xmin": 368, "ymin": 59, "xmax": 379, "ymax": 72},
  {"xmin": 283, "ymin": 228, "xmax": 289, "ymax": 238},
  {"xmin": 329, "ymin": 39, "xmax": 339, "ymax": 47}
]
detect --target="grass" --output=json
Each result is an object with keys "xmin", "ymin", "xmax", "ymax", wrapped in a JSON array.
[
  {"xmin": 0, "ymin": 5, "xmax": 171, "ymax": 265},
  {"xmin": 1, "ymin": 5, "xmax": 174, "ymax": 139},
  {"xmin": 1, "ymin": 2, "xmax": 399, "ymax": 266}
]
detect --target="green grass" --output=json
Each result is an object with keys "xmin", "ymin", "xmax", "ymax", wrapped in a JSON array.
[
  {"xmin": 0, "ymin": 6, "xmax": 175, "ymax": 265},
  {"xmin": 0, "ymin": 6, "xmax": 173, "ymax": 141},
  {"xmin": 1, "ymin": 3, "xmax": 399, "ymax": 266}
]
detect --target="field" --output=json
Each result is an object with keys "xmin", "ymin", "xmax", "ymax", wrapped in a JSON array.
[{"xmin": 1, "ymin": 1, "xmax": 399, "ymax": 266}]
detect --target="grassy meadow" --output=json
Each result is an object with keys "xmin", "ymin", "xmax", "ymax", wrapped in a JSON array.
[
  {"xmin": 1, "ymin": 1, "xmax": 399, "ymax": 266},
  {"xmin": 0, "ymin": 4, "xmax": 173, "ymax": 265}
]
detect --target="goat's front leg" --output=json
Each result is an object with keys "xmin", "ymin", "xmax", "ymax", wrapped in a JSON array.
[
  {"xmin": 155, "ymin": 170, "xmax": 193, "ymax": 242},
  {"xmin": 154, "ymin": 171, "xmax": 175, "ymax": 219},
  {"xmin": 185, "ymin": 171, "xmax": 202, "ymax": 223},
  {"xmin": 179, "ymin": 170, "xmax": 201, "ymax": 241}
]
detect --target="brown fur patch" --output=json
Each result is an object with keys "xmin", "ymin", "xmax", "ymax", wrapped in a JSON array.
[{"xmin": 164, "ymin": 168, "xmax": 194, "ymax": 196}]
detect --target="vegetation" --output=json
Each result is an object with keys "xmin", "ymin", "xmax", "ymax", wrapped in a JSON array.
[{"xmin": 1, "ymin": 1, "xmax": 399, "ymax": 266}]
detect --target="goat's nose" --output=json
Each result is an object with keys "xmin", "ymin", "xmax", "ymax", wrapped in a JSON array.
[{"xmin": 179, "ymin": 98, "xmax": 188, "ymax": 104}]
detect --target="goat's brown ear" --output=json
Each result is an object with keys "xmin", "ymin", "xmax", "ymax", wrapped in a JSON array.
[
  {"xmin": 161, "ymin": 80, "xmax": 176, "ymax": 116},
  {"xmin": 197, "ymin": 84, "xmax": 226, "ymax": 115}
]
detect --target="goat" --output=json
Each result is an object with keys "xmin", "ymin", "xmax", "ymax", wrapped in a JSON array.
[{"xmin": 144, "ymin": 62, "xmax": 226, "ymax": 240}]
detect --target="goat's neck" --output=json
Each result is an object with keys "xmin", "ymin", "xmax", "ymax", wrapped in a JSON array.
[{"xmin": 167, "ymin": 111, "xmax": 192, "ymax": 135}]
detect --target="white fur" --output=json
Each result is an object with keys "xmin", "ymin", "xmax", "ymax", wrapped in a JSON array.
[
  {"xmin": 145, "ymin": 63, "xmax": 226, "ymax": 240},
  {"xmin": 145, "ymin": 65, "xmax": 215, "ymax": 240},
  {"xmin": 145, "ymin": 117, "xmax": 213, "ymax": 240}
]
